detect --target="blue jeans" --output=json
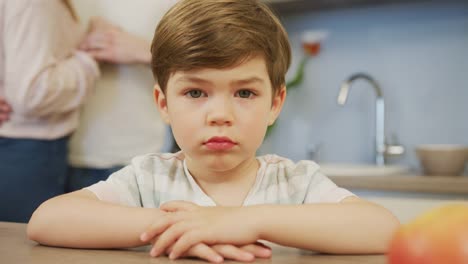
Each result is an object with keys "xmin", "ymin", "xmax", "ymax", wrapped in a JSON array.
[
  {"xmin": 66, "ymin": 166, "xmax": 123, "ymax": 193},
  {"xmin": 0, "ymin": 136, "xmax": 69, "ymax": 223}
]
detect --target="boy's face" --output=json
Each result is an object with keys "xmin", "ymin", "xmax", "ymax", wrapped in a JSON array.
[{"xmin": 154, "ymin": 56, "xmax": 286, "ymax": 171}]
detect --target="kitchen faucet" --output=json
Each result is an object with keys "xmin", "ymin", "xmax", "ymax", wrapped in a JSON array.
[{"xmin": 337, "ymin": 73, "xmax": 404, "ymax": 166}]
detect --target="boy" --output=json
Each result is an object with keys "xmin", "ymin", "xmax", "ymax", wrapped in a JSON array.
[{"xmin": 28, "ymin": 0, "xmax": 400, "ymax": 263}]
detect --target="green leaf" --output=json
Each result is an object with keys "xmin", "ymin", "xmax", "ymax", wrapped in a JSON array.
[
  {"xmin": 265, "ymin": 56, "xmax": 309, "ymax": 138},
  {"xmin": 286, "ymin": 57, "xmax": 308, "ymax": 90}
]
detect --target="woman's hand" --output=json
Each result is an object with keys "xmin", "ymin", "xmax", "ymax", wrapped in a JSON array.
[
  {"xmin": 79, "ymin": 17, "xmax": 151, "ymax": 64},
  {"xmin": 0, "ymin": 97, "xmax": 12, "ymax": 126}
]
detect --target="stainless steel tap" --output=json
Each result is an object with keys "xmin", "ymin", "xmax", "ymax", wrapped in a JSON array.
[{"xmin": 337, "ymin": 73, "xmax": 404, "ymax": 166}]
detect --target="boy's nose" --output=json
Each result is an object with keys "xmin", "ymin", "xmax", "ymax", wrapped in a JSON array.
[{"xmin": 206, "ymin": 97, "xmax": 234, "ymax": 126}]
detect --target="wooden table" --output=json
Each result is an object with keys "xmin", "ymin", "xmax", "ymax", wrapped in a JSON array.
[{"xmin": 1, "ymin": 222, "xmax": 386, "ymax": 264}]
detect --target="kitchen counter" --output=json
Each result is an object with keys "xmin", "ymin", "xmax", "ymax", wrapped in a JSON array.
[
  {"xmin": 329, "ymin": 175, "xmax": 468, "ymax": 195},
  {"xmin": 1, "ymin": 222, "xmax": 386, "ymax": 264},
  {"xmin": 328, "ymin": 174, "xmax": 468, "ymax": 223}
]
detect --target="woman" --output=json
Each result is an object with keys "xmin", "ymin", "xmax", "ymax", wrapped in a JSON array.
[
  {"xmin": 0, "ymin": 0, "xmax": 99, "ymax": 223},
  {"xmin": 66, "ymin": 0, "xmax": 175, "ymax": 192}
]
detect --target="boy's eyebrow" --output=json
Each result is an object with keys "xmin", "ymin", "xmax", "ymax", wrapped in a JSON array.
[
  {"xmin": 231, "ymin": 77, "xmax": 265, "ymax": 86},
  {"xmin": 175, "ymin": 76, "xmax": 265, "ymax": 86},
  {"xmin": 175, "ymin": 76, "xmax": 212, "ymax": 85}
]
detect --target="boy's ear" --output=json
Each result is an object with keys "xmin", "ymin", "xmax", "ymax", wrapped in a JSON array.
[
  {"xmin": 268, "ymin": 86, "xmax": 287, "ymax": 126},
  {"xmin": 153, "ymin": 84, "xmax": 171, "ymax": 124}
]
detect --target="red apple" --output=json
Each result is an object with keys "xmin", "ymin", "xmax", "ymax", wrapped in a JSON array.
[{"xmin": 388, "ymin": 204, "xmax": 468, "ymax": 264}]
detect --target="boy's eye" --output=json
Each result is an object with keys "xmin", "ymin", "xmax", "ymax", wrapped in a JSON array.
[
  {"xmin": 186, "ymin": 90, "xmax": 205, "ymax": 98},
  {"xmin": 236, "ymin": 90, "xmax": 254, "ymax": 98}
]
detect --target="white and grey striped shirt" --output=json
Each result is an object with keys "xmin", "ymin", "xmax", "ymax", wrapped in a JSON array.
[{"xmin": 86, "ymin": 152, "xmax": 355, "ymax": 207}]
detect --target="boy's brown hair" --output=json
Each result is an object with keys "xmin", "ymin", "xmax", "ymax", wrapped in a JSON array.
[{"xmin": 151, "ymin": 0, "xmax": 291, "ymax": 95}]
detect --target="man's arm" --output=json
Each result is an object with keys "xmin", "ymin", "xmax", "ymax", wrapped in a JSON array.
[{"xmin": 27, "ymin": 190, "xmax": 164, "ymax": 249}]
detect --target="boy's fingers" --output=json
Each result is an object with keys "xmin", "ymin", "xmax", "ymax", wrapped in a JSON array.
[
  {"xmin": 253, "ymin": 241, "xmax": 271, "ymax": 249},
  {"xmin": 239, "ymin": 243, "xmax": 272, "ymax": 258},
  {"xmin": 165, "ymin": 242, "xmax": 224, "ymax": 263},
  {"xmin": 160, "ymin": 200, "xmax": 197, "ymax": 212},
  {"xmin": 170, "ymin": 230, "xmax": 207, "ymax": 259},
  {"xmin": 140, "ymin": 215, "xmax": 176, "ymax": 242},
  {"xmin": 212, "ymin": 244, "xmax": 254, "ymax": 262},
  {"xmin": 185, "ymin": 244, "xmax": 223, "ymax": 263},
  {"xmin": 150, "ymin": 222, "xmax": 188, "ymax": 257},
  {"xmin": 164, "ymin": 244, "xmax": 174, "ymax": 255}
]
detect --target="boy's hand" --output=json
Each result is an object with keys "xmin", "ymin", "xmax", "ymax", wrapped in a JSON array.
[
  {"xmin": 0, "ymin": 97, "xmax": 12, "ymax": 126},
  {"xmin": 164, "ymin": 242, "xmax": 271, "ymax": 263},
  {"xmin": 141, "ymin": 201, "xmax": 261, "ymax": 260}
]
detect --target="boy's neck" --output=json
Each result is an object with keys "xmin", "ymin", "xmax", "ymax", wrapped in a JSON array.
[{"xmin": 185, "ymin": 155, "xmax": 259, "ymax": 206}]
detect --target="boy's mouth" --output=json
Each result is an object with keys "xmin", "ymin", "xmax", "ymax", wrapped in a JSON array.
[{"xmin": 204, "ymin": 136, "xmax": 237, "ymax": 151}]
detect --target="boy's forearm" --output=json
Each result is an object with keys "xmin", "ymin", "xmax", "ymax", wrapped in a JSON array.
[
  {"xmin": 27, "ymin": 194, "xmax": 163, "ymax": 249},
  {"xmin": 250, "ymin": 202, "xmax": 399, "ymax": 254}
]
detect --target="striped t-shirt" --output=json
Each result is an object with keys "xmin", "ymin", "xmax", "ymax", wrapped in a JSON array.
[{"xmin": 85, "ymin": 152, "xmax": 355, "ymax": 207}]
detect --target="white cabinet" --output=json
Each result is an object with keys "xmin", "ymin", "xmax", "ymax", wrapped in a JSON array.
[{"xmin": 364, "ymin": 195, "xmax": 467, "ymax": 223}]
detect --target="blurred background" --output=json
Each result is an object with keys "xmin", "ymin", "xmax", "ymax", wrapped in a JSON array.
[
  {"xmin": 259, "ymin": 0, "xmax": 468, "ymax": 175},
  {"xmin": 0, "ymin": 0, "xmax": 467, "ymax": 224}
]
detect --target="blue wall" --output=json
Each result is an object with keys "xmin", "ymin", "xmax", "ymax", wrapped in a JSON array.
[{"xmin": 259, "ymin": 2, "xmax": 468, "ymax": 173}]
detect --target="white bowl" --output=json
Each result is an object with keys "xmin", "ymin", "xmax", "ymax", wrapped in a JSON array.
[{"xmin": 416, "ymin": 145, "xmax": 468, "ymax": 176}]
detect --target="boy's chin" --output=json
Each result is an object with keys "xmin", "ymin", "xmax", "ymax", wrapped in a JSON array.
[{"xmin": 199, "ymin": 154, "xmax": 248, "ymax": 171}]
